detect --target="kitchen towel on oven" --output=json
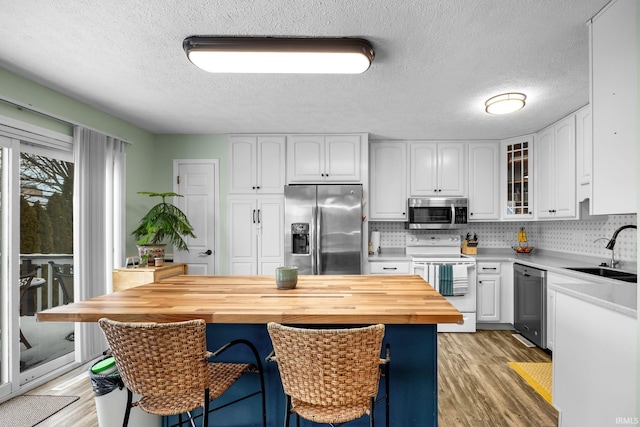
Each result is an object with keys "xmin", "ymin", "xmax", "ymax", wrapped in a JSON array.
[
  {"xmin": 452, "ymin": 264, "xmax": 469, "ymax": 296},
  {"xmin": 439, "ymin": 264, "xmax": 453, "ymax": 296}
]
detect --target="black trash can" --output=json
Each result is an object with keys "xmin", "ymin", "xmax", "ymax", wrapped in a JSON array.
[{"xmin": 89, "ymin": 357, "xmax": 160, "ymax": 427}]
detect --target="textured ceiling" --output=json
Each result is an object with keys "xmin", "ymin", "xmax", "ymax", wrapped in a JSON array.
[{"xmin": 0, "ymin": 0, "xmax": 609, "ymax": 140}]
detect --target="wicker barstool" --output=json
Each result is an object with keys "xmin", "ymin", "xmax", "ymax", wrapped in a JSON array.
[
  {"xmin": 267, "ymin": 322, "xmax": 390, "ymax": 427},
  {"xmin": 98, "ymin": 318, "xmax": 266, "ymax": 427}
]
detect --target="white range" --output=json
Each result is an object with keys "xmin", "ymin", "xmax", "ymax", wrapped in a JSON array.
[{"xmin": 407, "ymin": 234, "xmax": 477, "ymax": 332}]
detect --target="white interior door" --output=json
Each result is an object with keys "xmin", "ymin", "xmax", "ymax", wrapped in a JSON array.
[{"xmin": 173, "ymin": 159, "xmax": 218, "ymax": 274}]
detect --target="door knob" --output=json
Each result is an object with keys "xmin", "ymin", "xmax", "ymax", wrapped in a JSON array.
[{"xmin": 200, "ymin": 249, "xmax": 213, "ymax": 256}]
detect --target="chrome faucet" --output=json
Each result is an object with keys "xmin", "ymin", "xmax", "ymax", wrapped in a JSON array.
[{"xmin": 602, "ymin": 225, "xmax": 637, "ymax": 268}]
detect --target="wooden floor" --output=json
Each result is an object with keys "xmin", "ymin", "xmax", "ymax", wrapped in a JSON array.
[
  {"xmin": 27, "ymin": 362, "xmax": 98, "ymax": 427},
  {"xmin": 27, "ymin": 330, "xmax": 557, "ymax": 426},
  {"xmin": 438, "ymin": 330, "xmax": 557, "ymax": 427}
]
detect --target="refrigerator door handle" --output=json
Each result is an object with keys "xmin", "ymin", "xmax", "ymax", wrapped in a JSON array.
[
  {"xmin": 311, "ymin": 206, "xmax": 317, "ymax": 274},
  {"xmin": 316, "ymin": 207, "xmax": 322, "ymax": 274}
]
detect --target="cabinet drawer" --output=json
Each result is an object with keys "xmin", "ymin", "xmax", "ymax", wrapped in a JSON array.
[
  {"xmin": 369, "ymin": 261, "xmax": 410, "ymax": 274},
  {"xmin": 477, "ymin": 262, "xmax": 501, "ymax": 274}
]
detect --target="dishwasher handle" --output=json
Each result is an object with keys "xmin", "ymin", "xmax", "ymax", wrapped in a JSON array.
[{"xmin": 514, "ymin": 264, "xmax": 546, "ymax": 278}]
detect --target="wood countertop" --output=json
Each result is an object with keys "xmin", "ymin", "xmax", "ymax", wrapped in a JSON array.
[{"xmin": 36, "ymin": 274, "xmax": 463, "ymax": 325}]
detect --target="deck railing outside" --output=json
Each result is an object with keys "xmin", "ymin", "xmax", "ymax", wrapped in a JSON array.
[{"xmin": 20, "ymin": 254, "xmax": 73, "ymax": 312}]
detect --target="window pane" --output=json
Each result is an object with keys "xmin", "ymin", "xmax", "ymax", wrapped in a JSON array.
[{"xmin": 19, "ymin": 153, "xmax": 74, "ymax": 372}]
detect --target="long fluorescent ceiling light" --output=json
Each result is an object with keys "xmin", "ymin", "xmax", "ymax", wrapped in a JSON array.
[{"xmin": 183, "ymin": 36, "xmax": 375, "ymax": 74}]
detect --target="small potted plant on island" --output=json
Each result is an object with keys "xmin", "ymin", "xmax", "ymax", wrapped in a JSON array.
[{"xmin": 132, "ymin": 191, "xmax": 196, "ymax": 266}]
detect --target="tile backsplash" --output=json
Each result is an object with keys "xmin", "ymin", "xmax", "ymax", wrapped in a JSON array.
[{"xmin": 369, "ymin": 213, "xmax": 637, "ymax": 265}]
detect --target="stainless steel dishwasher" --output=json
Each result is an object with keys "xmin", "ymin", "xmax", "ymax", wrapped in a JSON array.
[{"xmin": 514, "ymin": 263, "xmax": 547, "ymax": 348}]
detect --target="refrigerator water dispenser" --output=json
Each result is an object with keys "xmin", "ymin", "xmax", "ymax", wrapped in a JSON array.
[{"xmin": 291, "ymin": 223, "xmax": 309, "ymax": 254}]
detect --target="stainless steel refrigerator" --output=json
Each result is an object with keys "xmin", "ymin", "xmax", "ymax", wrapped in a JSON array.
[{"xmin": 284, "ymin": 184, "xmax": 363, "ymax": 275}]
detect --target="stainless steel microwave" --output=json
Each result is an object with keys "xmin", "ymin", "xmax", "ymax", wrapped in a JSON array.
[{"xmin": 407, "ymin": 197, "xmax": 468, "ymax": 229}]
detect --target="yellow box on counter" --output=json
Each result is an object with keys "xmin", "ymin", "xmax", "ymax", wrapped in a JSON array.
[{"xmin": 461, "ymin": 240, "xmax": 478, "ymax": 255}]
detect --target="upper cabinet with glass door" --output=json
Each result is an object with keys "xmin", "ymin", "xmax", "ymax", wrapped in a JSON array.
[{"xmin": 501, "ymin": 135, "xmax": 534, "ymax": 220}]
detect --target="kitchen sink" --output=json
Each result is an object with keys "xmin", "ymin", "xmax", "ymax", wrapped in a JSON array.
[{"xmin": 564, "ymin": 267, "xmax": 637, "ymax": 283}]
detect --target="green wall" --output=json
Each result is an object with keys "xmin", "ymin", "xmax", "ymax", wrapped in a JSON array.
[
  {"xmin": 0, "ymin": 68, "xmax": 153, "ymax": 145},
  {"xmin": 148, "ymin": 134, "xmax": 228, "ymax": 271},
  {"xmin": 0, "ymin": 67, "xmax": 232, "ymax": 269}
]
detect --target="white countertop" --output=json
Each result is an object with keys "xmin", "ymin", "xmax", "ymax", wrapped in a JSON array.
[
  {"xmin": 548, "ymin": 280, "xmax": 636, "ymax": 318},
  {"xmin": 368, "ymin": 248, "xmax": 637, "ymax": 316},
  {"xmin": 367, "ymin": 250, "xmax": 411, "ymax": 262}
]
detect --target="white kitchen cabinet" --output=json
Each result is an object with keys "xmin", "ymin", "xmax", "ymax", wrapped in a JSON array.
[
  {"xmin": 409, "ymin": 142, "xmax": 466, "ymax": 197},
  {"xmin": 590, "ymin": 0, "xmax": 637, "ymax": 215},
  {"xmin": 287, "ymin": 134, "xmax": 362, "ymax": 182},
  {"xmin": 575, "ymin": 105, "xmax": 592, "ymax": 202},
  {"xmin": 535, "ymin": 115, "xmax": 577, "ymax": 219},
  {"xmin": 468, "ymin": 142, "xmax": 500, "ymax": 221},
  {"xmin": 476, "ymin": 262, "xmax": 501, "ymax": 322},
  {"xmin": 369, "ymin": 141, "xmax": 407, "ymax": 220},
  {"xmin": 547, "ymin": 288, "xmax": 555, "ymax": 351},
  {"xmin": 228, "ymin": 135, "xmax": 286, "ymax": 194},
  {"xmin": 500, "ymin": 262, "xmax": 514, "ymax": 325},
  {"xmin": 228, "ymin": 196, "xmax": 284, "ymax": 275},
  {"xmin": 476, "ymin": 261, "xmax": 513, "ymax": 326},
  {"xmin": 500, "ymin": 135, "xmax": 534, "ymax": 220},
  {"xmin": 553, "ymin": 291, "xmax": 636, "ymax": 425},
  {"xmin": 545, "ymin": 271, "xmax": 591, "ymax": 351},
  {"xmin": 369, "ymin": 261, "xmax": 411, "ymax": 274}
]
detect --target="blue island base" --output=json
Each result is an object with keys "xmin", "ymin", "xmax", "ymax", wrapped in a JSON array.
[{"xmin": 164, "ymin": 324, "xmax": 438, "ymax": 427}]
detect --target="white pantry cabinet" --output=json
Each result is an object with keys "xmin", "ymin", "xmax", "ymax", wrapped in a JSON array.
[
  {"xmin": 468, "ymin": 142, "xmax": 500, "ymax": 221},
  {"xmin": 500, "ymin": 135, "xmax": 534, "ymax": 220},
  {"xmin": 227, "ymin": 196, "xmax": 284, "ymax": 275},
  {"xmin": 228, "ymin": 135, "xmax": 286, "ymax": 194},
  {"xmin": 287, "ymin": 134, "xmax": 362, "ymax": 182},
  {"xmin": 535, "ymin": 115, "xmax": 577, "ymax": 219},
  {"xmin": 590, "ymin": 0, "xmax": 637, "ymax": 215},
  {"xmin": 369, "ymin": 141, "xmax": 407, "ymax": 220},
  {"xmin": 409, "ymin": 142, "xmax": 466, "ymax": 197},
  {"xmin": 476, "ymin": 262, "xmax": 502, "ymax": 322}
]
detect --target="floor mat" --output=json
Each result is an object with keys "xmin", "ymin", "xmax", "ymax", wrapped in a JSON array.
[
  {"xmin": 0, "ymin": 395, "xmax": 79, "ymax": 426},
  {"xmin": 508, "ymin": 362, "xmax": 552, "ymax": 405}
]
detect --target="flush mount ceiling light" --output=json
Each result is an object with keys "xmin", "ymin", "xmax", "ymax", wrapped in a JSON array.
[
  {"xmin": 183, "ymin": 36, "xmax": 375, "ymax": 74},
  {"xmin": 485, "ymin": 92, "xmax": 527, "ymax": 115}
]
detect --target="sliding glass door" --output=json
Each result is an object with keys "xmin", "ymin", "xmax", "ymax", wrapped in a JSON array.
[
  {"xmin": 0, "ymin": 131, "xmax": 75, "ymax": 397},
  {"xmin": 18, "ymin": 149, "xmax": 75, "ymax": 383}
]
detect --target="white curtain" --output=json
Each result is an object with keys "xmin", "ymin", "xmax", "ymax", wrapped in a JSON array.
[{"xmin": 73, "ymin": 126, "xmax": 126, "ymax": 360}]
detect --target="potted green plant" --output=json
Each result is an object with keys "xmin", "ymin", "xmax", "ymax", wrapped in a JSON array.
[{"xmin": 131, "ymin": 191, "xmax": 196, "ymax": 265}]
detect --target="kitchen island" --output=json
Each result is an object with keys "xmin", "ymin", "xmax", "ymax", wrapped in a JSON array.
[{"xmin": 38, "ymin": 274, "xmax": 462, "ymax": 426}]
